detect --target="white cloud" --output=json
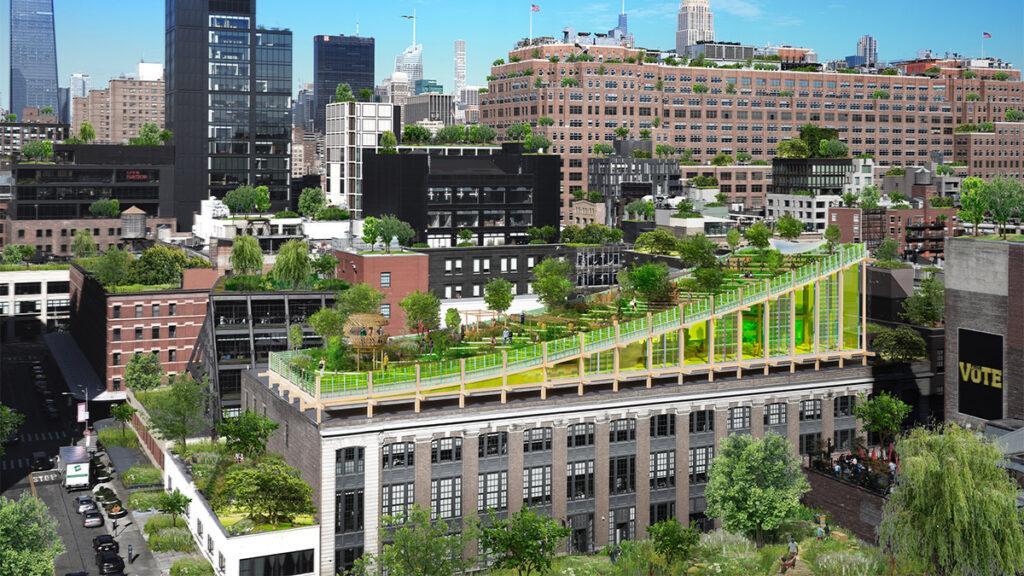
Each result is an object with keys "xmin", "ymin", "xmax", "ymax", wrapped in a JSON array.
[{"xmin": 714, "ymin": 0, "xmax": 763, "ymax": 19}]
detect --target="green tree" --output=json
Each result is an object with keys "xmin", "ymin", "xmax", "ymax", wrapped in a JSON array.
[
  {"xmin": 710, "ymin": 152, "xmax": 733, "ymax": 166},
  {"xmin": 639, "ymin": 128, "xmax": 652, "ymax": 140},
  {"xmin": 379, "ymin": 130, "xmax": 398, "ymax": 154},
  {"xmin": 871, "ymin": 325, "xmax": 927, "ymax": 363},
  {"xmin": 777, "ymin": 138, "xmax": 810, "ymax": 159},
  {"xmin": 361, "ymin": 216, "xmax": 382, "ymax": 246},
  {"xmin": 654, "ymin": 144, "xmax": 675, "ymax": 158},
  {"xmin": 817, "ymin": 138, "xmax": 849, "ymax": 158},
  {"xmin": 532, "ymin": 258, "xmax": 574, "ymax": 310},
  {"xmin": 612, "ymin": 540, "xmax": 670, "ymax": 576},
  {"xmin": 434, "ymin": 124, "xmax": 467, "ymax": 144},
  {"xmin": 860, "ymin": 185, "xmax": 882, "ymax": 209},
  {"xmin": 352, "ymin": 505, "xmax": 475, "ymax": 576},
  {"xmin": 402, "ymin": 124, "xmax": 432, "ymax": 144},
  {"xmin": 901, "ymin": 276, "xmax": 944, "ymax": 327},
  {"xmin": 78, "ymin": 121, "xmax": 97, "ymax": 143},
  {"xmin": 308, "ymin": 308, "xmax": 344, "ymax": 341},
  {"xmin": 128, "ymin": 123, "xmax": 172, "ymax": 145},
  {"xmin": 1006, "ymin": 109, "xmax": 1024, "ymax": 122},
  {"xmin": 230, "ymin": 235, "xmax": 264, "ymax": 276},
  {"xmin": 614, "ymin": 126, "xmax": 629, "ymax": 139},
  {"xmin": 527, "ymin": 225, "xmax": 559, "ymax": 244},
  {"xmin": 297, "ymin": 187, "xmax": 327, "ymax": 218},
  {"xmin": 20, "ymin": 140, "xmax": 53, "ymax": 160},
  {"xmin": 624, "ymin": 199, "xmax": 655, "ymax": 221},
  {"xmin": 333, "ymin": 83, "xmax": 355, "ymax": 103},
  {"xmin": 357, "ymin": 88, "xmax": 374, "ymax": 102},
  {"xmin": 693, "ymin": 265, "xmax": 725, "ymax": 294},
  {"xmin": 376, "ymin": 215, "xmax": 416, "ymax": 251},
  {"xmin": 619, "ymin": 262, "xmax": 673, "ymax": 303},
  {"xmin": 0, "ymin": 406, "xmax": 25, "ymax": 457},
  {"xmin": 124, "ymin": 352, "xmax": 163, "ymax": 391},
  {"xmin": 982, "ymin": 177, "xmax": 1024, "ymax": 238},
  {"xmin": 523, "ymin": 133, "xmax": 551, "ymax": 152},
  {"xmin": 93, "ymin": 246, "xmax": 133, "ymax": 285},
  {"xmin": 736, "ymin": 151, "xmax": 752, "ymax": 164},
  {"xmin": 223, "ymin": 185, "xmax": 271, "ymax": 213},
  {"xmin": 649, "ymin": 518, "xmax": 699, "ymax": 566},
  {"xmin": 479, "ymin": 509, "xmax": 570, "ymax": 576},
  {"xmin": 775, "ymin": 214, "xmax": 804, "ymax": 240},
  {"xmin": 726, "ymin": 227, "xmax": 742, "ymax": 253},
  {"xmin": 634, "ymin": 229, "xmax": 680, "ymax": 255},
  {"xmin": 483, "ymin": 278, "xmax": 514, "ymax": 318},
  {"xmin": 799, "ymin": 124, "xmax": 839, "ymax": 154},
  {"xmin": 156, "ymin": 490, "xmax": 191, "ymax": 527},
  {"xmin": 288, "ymin": 324, "xmax": 305, "ymax": 350},
  {"xmin": 880, "ymin": 424, "xmax": 1024, "ymax": 576},
  {"xmin": 458, "ymin": 228, "xmax": 475, "ymax": 246},
  {"xmin": 506, "ymin": 122, "xmax": 532, "ymax": 141},
  {"xmin": 678, "ymin": 234, "xmax": 719, "ymax": 268},
  {"xmin": 445, "ymin": 308, "xmax": 462, "ymax": 333},
  {"xmin": 399, "ymin": 291, "xmax": 441, "ymax": 332},
  {"xmin": 70, "ymin": 229, "xmax": 98, "ymax": 258},
  {"xmin": 537, "ymin": 116, "xmax": 554, "ymax": 126},
  {"xmin": 874, "ymin": 237, "xmax": 900, "ymax": 263},
  {"xmin": 824, "ymin": 224, "xmax": 841, "ymax": 253},
  {"xmin": 1, "ymin": 244, "xmax": 35, "ymax": 266},
  {"xmin": 958, "ymin": 176, "xmax": 988, "ymax": 236},
  {"xmin": 272, "ymin": 240, "xmax": 312, "ymax": 288},
  {"xmin": 311, "ymin": 253, "xmax": 338, "ymax": 279},
  {"xmin": 136, "ymin": 245, "xmax": 188, "ymax": 284},
  {"xmin": 336, "ymin": 284, "xmax": 384, "ymax": 325},
  {"xmin": 841, "ymin": 191, "xmax": 859, "ymax": 207},
  {"xmin": 0, "ymin": 494, "xmax": 64, "ymax": 576},
  {"xmin": 468, "ymin": 125, "xmax": 497, "ymax": 143},
  {"xmin": 743, "ymin": 222, "xmax": 772, "ymax": 251},
  {"xmin": 110, "ymin": 403, "xmax": 138, "ymax": 440},
  {"xmin": 222, "ymin": 457, "xmax": 314, "ymax": 523},
  {"xmin": 218, "ymin": 411, "xmax": 279, "ymax": 459},
  {"xmin": 147, "ymin": 374, "xmax": 209, "ymax": 448},
  {"xmin": 88, "ymin": 198, "xmax": 121, "ymax": 217},
  {"xmin": 853, "ymin": 392, "xmax": 911, "ymax": 447},
  {"xmin": 705, "ymin": 433, "xmax": 810, "ymax": 546}
]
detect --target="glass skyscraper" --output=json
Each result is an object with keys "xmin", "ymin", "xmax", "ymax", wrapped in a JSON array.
[
  {"xmin": 9, "ymin": 0, "xmax": 59, "ymax": 119},
  {"xmin": 313, "ymin": 35, "xmax": 374, "ymax": 133}
]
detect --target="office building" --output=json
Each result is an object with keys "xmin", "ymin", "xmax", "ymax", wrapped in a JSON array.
[
  {"xmin": 294, "ymin": 83, "xmax": 315, "ymax": 132},
  {"xmin": 676, "ymin": 0, "xmax": 714, "ymax": 56},
  {"xmin": 395, "ymin": 45, "xmax": 424, "ymax": 89},
  {"xmin": 70, "ymin": 74, "xmax": 89, "ymax": 99},
  {"xmin": 953, "ymin": 122, "xmax": 1024, "ymax": 179},
  {"xmin": 314, "ymin": 35, "xmax": 375, "ymax": 132},
  {"xmin": 0, "ymin": 268, "xmax": 71, "ymax": 341},
  {"xmin": 71, "ymin": 75, "xmax": 165, "ymax": 144},
  {"xmin": 291, "ymin": 126, "xmax": 319, "ymax": 178},
  {"xmin": 404, "ymin": 93, "xmax": 455, "ymax": 126},
  {"xmin": 361, "ymin": 143, "xmax": 561, "ymax": 247},
  {"xmin": 9, "ymin": 0, "xmax": 59, "ymax": 119},
  {"xmin": 685, "ymin": 42, "xmax": 755, "ymax": 64},
  {"xmin": 414, "ymin": 79, "xmax": 443, "ymax": 95},
  {"xmin": 378, "ymin": 72, "xmax": 411, "ymax": 108},
  {"xmin": 454, "ymin": 40, "xmax": 467, "ymax": 101},
  {"xmin": 587, "ymin": 141, "xmax": 683, "ymax": 226},
  {"xmin": 0, "ymin": 120, "xmax": 68, "ymax": 166},
  {"xmin": 324, "ymin": 101, "xmax": 400, "ymax": 214},
  {"xmin": 856, "ymin": 35, "xmax": 877, "ymax": 68},
  {"xmin": 165, "ymin": 0, "xmax": 293, "ymax": 229},
  {"xmin": 334, "ymin": 248, "xmax": 429, "ymax": 336}
]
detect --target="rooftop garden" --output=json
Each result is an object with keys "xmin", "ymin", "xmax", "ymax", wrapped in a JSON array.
[
  {"xmin": 220, "ymin": 185, "xmax": 350, "ymax": 221},
  {"xmin": 221, "ymin": 235, "xmax": 347, "ymax": 292},
  {"xmin": 75, "ymin": 244, "xmax": 210, "ymax": 292}
]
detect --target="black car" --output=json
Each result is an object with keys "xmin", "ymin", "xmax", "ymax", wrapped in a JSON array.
[
  {"xmin": 31, "ymin": 451, "xmax": 53, "ymax": 471},
  {"xmin": 92, "ymin": 534, "xmax": 119, "ymax": 554},
  {"xmin": 95, "ymin": 550, "xmax": 124, "ymax": 575}
]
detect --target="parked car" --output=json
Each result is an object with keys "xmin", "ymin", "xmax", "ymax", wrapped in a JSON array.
[
  {"xmin": 92, "ymin": 534, "xmax": 119, "ymax": 554},
  {"xmin": 31, "ymin": 451, "xmax": 53, "ymax": 471},
  {"xmin": 95, "ymin": 551, "xmax": 124, "ymax": 575},
  {"xmin": 75, "ymin": 495, "xmax": 97, "ymax": 514},
  {"xmin": 83, "ymin": 511, "xmax": 104, "ymax": 528}
]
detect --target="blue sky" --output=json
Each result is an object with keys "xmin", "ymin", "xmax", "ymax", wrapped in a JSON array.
[{"xmin": 2, "ymin": 0, "xmax": 1022, "ymax": 103}]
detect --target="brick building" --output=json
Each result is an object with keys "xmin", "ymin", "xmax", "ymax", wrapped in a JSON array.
[
  {"xmin": 479, "ymin": 43, "xmax": 1022, "ymax": 222},
  {"xmin": 2, "ymin": 214, "xmax": 176, "ymax": 255},
  {"xmin": 0, "ymin": 121, "xmax": 68, "ymax": 166},
  {"xmin": 71, "ymin": 76, "xmax": 164, "ymax": 144},
  {"xmin": 953, "ymin": 122, "xmax": 1024, "ymax": 180},
  {"xmin": 828, "ymin": 205, "xmax": 958, "ymax": 259},
  {"xmin": 334, "ymin": 249, "xmax": 429, "ymax": 336}
]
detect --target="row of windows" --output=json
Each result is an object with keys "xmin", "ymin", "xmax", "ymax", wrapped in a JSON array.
[
  {"xmin": 112, "ymin": 302, "xmax": 178, "ymax": 318},
  {"xmin": 111, "ymin": 324, "xmax": 180, "ymax": 341}
]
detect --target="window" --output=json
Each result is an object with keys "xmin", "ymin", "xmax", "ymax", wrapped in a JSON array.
[
  {"xmin": 152, "ymin": 304, "xmax": 160, "ymax": 316},
  {"xmin": 523, "ymin": 466, "xmax": 552, "ymax": 506},
  {"xmin": 112, "ymin": 328, "xmax": 121, "ymax": 341},
  {"xmin": 650, "ymin": 414, "xmax": 676, "ymax": 437},
  {"xmin": 14, "ymin": 282, "xmax": 40, "ymax": 295},
  {"xmin": 336, "ymin": 548, "xmax": 364, "ymax": 573},
  {"xmin": 764, "ymin": 403, "xmax": 788, "ymax": 425},
  {"xmin": 169, "ymin": 303, "xmax": 176, "ymax": 315},
  {"xmin": 112, "ymin": 305, "xmax": 121, "ymax": 318},
  {"xmin": 566, "ymin": 460, "xmax": 595, "ymax": 500},
  {"xmin": 431, "ymin": 477, "xmax": 462, "ymax": 520},
  {"xmin": 134, "ymin": 327, "xmax": 143, "ymax": 340},
  {"xmin": 382, "ymin": 442, "xmax": 415, "ymax": 469},
  {"xmin": 651, "ymin": 502, "xmax": 676, "ymax": 525},
  {"xmin": 689, "ymin": 446, "xmax": 714, "ymax": 484},
  {"xmin": 610, "ymin": 507, "xmax": 636, "ymax": 545},
  {"xmin": 336, "ymin": 489, "xmax": 364, "ymax": 533},
  {"xmin": 380, "ymin": 303, "xmax": 391, "ymax": 319},
  {"xmin": 152, "ymin": 326, "xmax": 160, "ymax": 339},
  {"xmin": 835, "ymin": 428, "xmax": 856, "ymax": 451},
  {"xmin": 478, "ymin": 432, "xmax": 508, "ymax": 458},
  {"xmin": 169, "ymin": 325, "xmax": 177, "ymax": 338},
  {"xmin": 689, "ymin": 410, "xmax": 715, "ymax": 433},
  {"xmin": 382, "ymin": 483, "xmax": 413, "ymax": 519},
  {"xmin": 431, "ymin": 437, "xmax": 462, "ymax": 463},
  {"xmin": 609, "ymin": 419, "xmax": 636, "ymax": 443},
  {"xmin": 800, "ymin": 399, "xmax": 822, "ymax": 421},
  {"xmin": 168, "ymin": 349, "xmax": 177, "ymax": 363},
  {"xmin": 238, "ymin": 550, "xmax": 314, "ymax": 576},
  {"xmin": 609, "ymin": 456, "xmax": 636, "ymax": 495},
  {"xmin": 380, "ymin": 272, "xmax": 391, "ymax": 288},
  {"xmin": 799, "ymin": 432, "xmax": 822, "ymax": 455},
  {"xmin": 112, "ymin": 378, "xmax": 121, "ymax": 391},
  {"xmin": 478, "ymin": 471, "xmax": 508, "ymax": 512},
  {"xmin": 834, "ymin": 395, "xmax": 856, "ymax": 417},
  {"xmin": 567, "ymin": 423, "xmax": 595, "ymax": 447},
  {"xmin": 135, "ymin": 304, "xmax": 143, "ymax": 318},
  {"xmin": 523, "ymin": 427, "xmax": 552, "ymax": 452},
  {"xmin": 728, "ymin": 407, "xmax": 751, "ymax": 430},
  {"xmin": 650, "ymin": 451, "xmax": 675, "ymax": 489},
  {"xmin": 335, "ymin": 447, "xmax": 365, "ymax": 475}
]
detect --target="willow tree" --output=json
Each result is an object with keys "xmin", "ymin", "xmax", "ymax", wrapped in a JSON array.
[
  {"xmin": 272, "ymin": 240, "xmax": 311, "ymax": 288},
  {"xmin": 230, "ymin": 235, "xmax": 263, "ymax": 275},
  {"xmin": 880, "ymin": 424, "xmax": 1024, "ymax": 576}
]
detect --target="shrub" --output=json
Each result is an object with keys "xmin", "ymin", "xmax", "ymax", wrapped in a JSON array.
[
  {"xmin": 122, "ymin": 465, "xmax": 162, "ymax": 487},
  {"xmin": 97, "ymin": 426, "xmax": 138, "ymax": 449},
  {"xmin": 223, "ymin": 274, "xmax": 271, "ymax": 291},
  {"xmin": 812, "ymin": 550, "xmax": 884, "ymax": 576},
  {"xmin": 149, "ymin": 527, "xmax": 195, "ymax": 552},
  {"xmin": 171, "ymin": 557, "xmax": 215, "ymax": 576},
  {"xmin": 226, "ymin": 517, "xmax": 256, "ymax": 536},
  {"xmin": 274, "ymin": 210, "xmax": 299, "ymax": 218},
  {"xmin": 314, "ymin": 206, "xmax": 350, "ymax": 221},
  {"xmin": 127, "ymin": 490, "xmax": 164, "ymax": 512},
  {"xmin": 144, "ymin": 513, "xmax": 188, "ymax": 536}
]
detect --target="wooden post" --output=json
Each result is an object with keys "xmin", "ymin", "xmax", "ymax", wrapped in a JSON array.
[
  {"xmin": 646, "ymin": 313, "xmax": 654, "ymax": 388},
  {"xmin": 735, "ymin": 310, "xmax": 743, "ymax": 379},
  {"xmin": 541, "ymin": 341, "xmax": 549, "ymax": 382},
  {"xmin": 613, "ymin": 320, "xmax": 621, "ymax": 391},
  {"xmin": 707, "ymin": 317, "xmax": 715, "ymax": 382},
  {"xmin": 459, "ymin": 358, "xmax": 466, "ymax": 408},
  {"xmin": 677, "ymin": 325, "xmax": 686, "ymax": 386}
]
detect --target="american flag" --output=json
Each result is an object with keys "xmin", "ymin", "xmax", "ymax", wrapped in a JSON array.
[
  {"xmin": 531, "ymin": 4, "xmax": 540, "ymax": 11},
  {"xmin": 983, "ymin": 32, "xmax": 992, "ymax": 39}
]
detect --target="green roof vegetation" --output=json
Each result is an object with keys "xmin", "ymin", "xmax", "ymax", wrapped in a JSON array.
[{"xmin": 0, "ymin": 263, "xmax": 70, "ymax": 272}]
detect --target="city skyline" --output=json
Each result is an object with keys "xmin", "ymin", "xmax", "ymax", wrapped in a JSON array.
[{"xmin": 0, "ymin": 0, "xmax": 1021, "ymax": 103}]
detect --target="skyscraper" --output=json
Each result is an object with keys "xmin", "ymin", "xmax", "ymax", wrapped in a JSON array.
[
  {"xmin": 395, "ymin": 12, "xmax": 423, "ymax": 87},
  {"xmin": 857, "ymin": 35, "xmax": 878, "ymax": 68},
  {"xmin": 454, "ymin": 40, "xmax": 466, "ymax": 103},
  {"xmin": 675, "ymin": 0, "xmax": 714, "ymax": 56},
  {"xmin": 9, "ymin": 0, "xmax": 59, "ymax": 119},
  {"xmin": 294, "ymin": 83, "xmax": 315, "ymax": 132},
  {"xmin": 165, "ymin": 0, "xmax": 293, "ymax": 229},
  {"xmin": 70, "ymin": 74, "xmax": 89, "ymax": 99},
  {"xmin": 313, "ymin": 34, "xmax": 375, "ymax": 132}
]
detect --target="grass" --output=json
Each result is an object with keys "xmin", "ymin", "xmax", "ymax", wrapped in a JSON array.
[
  {"xmin": 98, "ymin": 426, "xmax": 139, "ymax": 449},
  {"xmin": 148, "ymin": 527, "xmax": 195, "ymax": 552},
  {"xmin": 170, "ymin": 557, "xmax": 214, "ymax": 576},
  {"xmin": 121, "ymin": 465, "xmax": 162, "ymax": 487},
  {"xmin": 134, "ymin": 387, "xmax": 172, "ymax": 414},
  {"xmin": 216, "ymin": 509, "xmax": 316, "ymax": 534},
  {"xmin": 127, "ymin": 489, "xmax": 163, "ymax": 511},
  {"xmin": 490, "ymin": 554, "xmax": 612, "ymax": 576},
  {"xmin": 0, "ymin": 263, "xmax": 70, "ymax": 271},
  {"xmin": 144, "ymin": 514, "xmax": 187, "ymax": 536},
  {"xmin": 975, "ymin": 233, "xmax": 1024, "ymax": 242},
  {"xmin": 106, "ymin": 282, "xmax": 179, "ymax": 294}
]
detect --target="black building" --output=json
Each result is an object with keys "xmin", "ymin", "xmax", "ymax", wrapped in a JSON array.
[
  {"xmin": 588, "ymin": 140, "xmax": 683, "ymax": 226},
  {"xmin": 166, "ymin": 0, "xmax": 293, "ymax": 229},
  {"xmin": 313, "ymin": 34, "xmax": 375, "ymax": 132},
  {"xmin": 10, "ymin": 144, "xmax": 174, "ymax": 219},
  {"xmin": 771, "ymin": 158, "xmax": 852, "ymax": 196},
  {"xmin": 362, "ymin": 143, "xmax": 561, "ymax": 247}
]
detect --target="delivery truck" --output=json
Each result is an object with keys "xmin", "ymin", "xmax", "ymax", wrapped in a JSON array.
[{"xmin": 59, "ymin": 445, "xmax": 91, "ymax": 492}]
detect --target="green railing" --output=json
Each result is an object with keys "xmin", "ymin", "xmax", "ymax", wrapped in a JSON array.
[{"xmin": 268, "ymin": 244, "xmax": 867, "ymax": 400}]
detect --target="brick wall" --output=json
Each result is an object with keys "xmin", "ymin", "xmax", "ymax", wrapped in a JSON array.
[
  {"xmin": 802, "ymin": 467, "xmax": 885, "ymax": 543},
  {"xmin": 334, "ymin": 250, "xmax": 429, "ymax": 335}
]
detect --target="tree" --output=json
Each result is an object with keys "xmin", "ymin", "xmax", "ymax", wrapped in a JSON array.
[
  {"xmin": 128, "ymin": 123, "xmax": 172, "ymax": 145},
  {"xmin": 775, "ymin": 214, "xmax": 804, "ymax": 240},
  {"xmin": 901, "ymin": 276, "xmax": 944, "ymax": 327},
  {"xmin": 693, "ymin": 265, "xmax": 725, "ymax": 294},
  {"xmin": 88, "ymin": 198, "xmax": 121, "ymax": 218},
  {"xmin": 874, "ymin": 237, "xmax": 900, "ymax": 262},
  {"xmin": 614, "ymin": 126, "xmax": 629, "ymax": 139},
  {"xmin": 308, "ymin": 307, "xmax": 344, "ymax": 341},
  {"xmin": 725, "ymin": 228, "xmax": 742, "ymax": 253},
  {"xmin": 333, "ymin": 83, "xmax": 355, "ymax": 103},
  {"xmin": 135, "ymin": 245, "xmax": 188, "ymax": 285},
  {"xmin": 110, "ymin": 403, "xmax": 138, "ymax": 440},
  {"xmin": 639, "ymin": 128, "xmax": 652, "ymax": 140},
  {"xmin": 958, "ymin": 176, "xmax": 988, "ymax": 236},
  {"xmin": 620, "ymin": 262, "xmax": 673, "ymax": 303},
  {"xmin": 156, "ymin": 490, "xmax": 191, "ymax": 527},
  {"xmin": 78, "ymin": 121, "xmax": 96, "ymax": 143},
  {"xmin": 523, "ymin": 133, "xmax": 551, "ymax": 152},
  {"xmin": 223, "ymin": 185, "xmax": 271, "ymax": 213},
  {"xmin": 92, "ymin": 246, "xmax": 132, "ymax": 285},
  {"xmin": 777, "ymin": 138, "xmax": 810, "ymax": 159},
  {"xmin": 824, "ymin": 224, "xmax": 841, "ymax": 253},
  {"xmin": 527, "ymin": 225, "xmax": 558, "ymax": 244},
  {"xmin": 817, "ymin": 138, "xmax": 848, "ymax": 158},
  {"xmin": 853, "ymin": 392, "xmax": 911, "ymax": 448},
  {"xmin": 70, "ymin": 229, "xmax": 98, "ymax": 258},
  {"xmin": 20, "ymin": 140, "xmax": 53, "ymax": 160},
  {"xmin": 705, "ymin": 433, "xmax": 809, "ymax": 546},
  {"xmin": 458, "ymin": 228, "xmax": 475, "ymax": 246},
  {"xmin": 376, "ymin": 215, "xmax": 416, "ymax": 251},
  {"xmin": 230, "ymin": 235, "xmax": 264, "ymax": 276},
  {"xmin": 532, "ymin": 258, "xmax": 574, "ymax": 310},
  {"xmin": 1006, "ymin": 108, "xmax": 1024, "ymax": 122},
  {"xmin": 0, "ymin": 406, "xmax": 25, "ymax": 457},
  {"xmin": 297, "ymin": 187, "xmax": 327, "ymax": 218},
  {"xmin": 654, "ymin": 144, "xmax": 675, "ymax": 158},
  {"xmin": 402, "ymin": 124, "xmax": 432, "ymax": 144},
  {"xmin": 399, "ymin": 290, "xmax": 440, "ymax": 332},
  {"xmin": 357, "ymin": 87, "xmax": 374, "ymax": 102},
  {"xmin": 351, "ymin": 505, "xmax": 475, "ymax": 576},
  {"xmin": 467, "ymin": 125, "xmax": 497, "ymax": 143},
  {"xmin": 222, "ymin": 457, "xmax": 314, "ymax": 523},
  {"xmin": 1, "ymin": 244, "xmax": 35, "ymax": 267},
  {"xmin": 537, "ymin": 116, "xmax": 554, "ymax": 127},
  {"xmin": 799, "ymin": 123, "xmax": 839, "ymax": 154},
  {"xmin": 859, "ymin": 185, "xmax": 881, "ymax": 209},
  {"xmin": 841, "ymin": 191, "xmax": 859, "ymax": 207},
  {"xmin": 147, "ymin": 374, "xmax": 209, "ymax": 448},
  {"xmin": 311, "ymin": 253, "xmax": 338, "ymax": 279},
  {"xmin": 361, "ymin": 216, "xmax": 383, "ymax": 247},
  {"xmin": 678, "ymin": 234, "xmax": 718, "ymax": 268},
  {"xmin": 0, "ymin": 494, "xmax": 64, "ymax": 576},
  {"xmin": 445, "ymin": 308, "xmax": 461, "ymax": 333},
  {"xmin": 124, "ymin": 352, "xmax": 163, "ymax": 391},
  {"xmin": 272, "ymin": 240, "xmax": 311, "ymax": 288},
  {"xmin": 218, "ymin": 411, "xmax": 279, "ymax": 459},
  {"xmin": 649, "ymin": 518, "xmax": 699, "ymax": 566},
  {"xmin": 710, "ymin": 152, "xmax": 733, "ymax": 166},
  {"xmin": 871, "ymin": 325, "xmax": 927, "ymax": 363},
  {"xmin": 379, "ymin": 130, "xmax": 398, "ymax": 154},
  {"xmin": 336, "ymin": 284, "xmax": 384, "ymax": 325},
  {"xmin": 434, "ymin": 124, "xmax": 467, "ymax": 144},
  {"xmin": 483, "ymin": 278, "xmax": 514, "ymax": 318},
  {"xmin": 634, "ymin": 229, "xmax": 680, "ymax": 255},
  {"xmin": 880, "ymin": 424, "xmax": 1024, "ymax": 576},
  {"xmin": 982, "ymin": 177, "xmax": 1024, "ymax": 238},
  {"xmin": 506, "ymin": 122, "xmax": 532, "ymax": 141},
  {"xmin": 479, "ymin": 509, "xmax": 570, "ymax": 576},
  {"xmin": 743, "ymin": 222, "xmax": 771, "ymax": 251},
  {"xmin": 288, "ymin": 324, "xmax": 304, "ymax": 350},
  {"xmin": 624, "ymin": 199, "xmax": 655, "ymax": 221}
]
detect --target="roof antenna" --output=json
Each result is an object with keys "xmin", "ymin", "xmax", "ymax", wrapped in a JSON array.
[{"xmin": 356, "ymin": 17, "xmax": 360, "ymax": 35}]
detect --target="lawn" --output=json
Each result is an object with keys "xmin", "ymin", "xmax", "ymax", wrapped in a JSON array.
[
  {"xmin": 217, "ymin": 509, "xmax": 316, "ymax": 535},
  {"xmin": 98, "ymin": 426, "xmax": 139, "ymax": 449},
  {"xmin": 121, "ymin": 465, "xmax": 162, "ymax": 487}
]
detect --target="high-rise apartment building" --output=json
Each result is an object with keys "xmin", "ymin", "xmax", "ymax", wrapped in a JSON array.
[
  {"xmin": 675, "ymin": 0, "xmax": 714, "ymax": 56},
  {"xmin": 165, "ymin": 0, "xmax": 293, "ymax": 229},
  {"xmin": 454, "ymin": 40, "xmax": 467, "ymax": 102},
  {"xmin": 313, "ymin": 35, "xmax": 375, "ymax": 132},
  {"xmin": 72, "ymin": 76, "xmax": 165, "ymax": 144},
  {"xmin": 9, "ymin": 0, "xmax": 59, "ymax": 119},
  {"xmin": 857, "ymin": 35, "xmax": 878, "ymax": 68}
]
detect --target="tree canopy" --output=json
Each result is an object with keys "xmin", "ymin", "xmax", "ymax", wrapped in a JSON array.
[
  {"xmin": 218, "ymin": 411, "xmax": 279, "ymax": 459},
  {"xmin": 0, "ymin": 494, "xmax": 64, "ymax": 576},
  {"xmin": 230, "ymin": 235, "xmax": 264, "ymax": 276},
  {"xmin": 532, "ymin": 258, "xmax": 574, "ymax": 310},
  {"xmin": 0, "ymin": 406, "xmax": 25, "ymax": 457},
  {"xmin": 128, "ymin": 123, "xmax": 172, "ymax": 146},
  {"xmin": 272, "ymin": 240, "xmax": 312, "ymax": 288},
  {"xmin": 297, "ymin": 187, "xmax": 327, "ymax": 218},
  {"xmin": 350, "ymin": 505, "xmax": 476, "ymax": 576},
  {"xmin": 619, "ymin": 262, "xmax": 674, "ymax": 303},
  {"xmin": 88, "ymin": 198, "xmax": 121, "ymax": 218},
  {"xmin": 958, "ymin": 176, "xmax": 988, "ymax": 236},
  {"xmin": 333, "ymin": 83, "xmax": 355, "ymax": 103},
  {"xmin": 560, "ymin": 224, "xmax": 622, "ymax": 245},
  {"xmin": 222, "ymin": 456, "xmax": 314, "ymax": 524},
  {"xmin": 483, "ymin": 278, "xmax": 514, "ymax": 317},
  {"xmin": 901, "ymin": 276, "xmax": 944, "ymax": 327},
  {"xmin": 223, "ymin": 185, "xmax": 271, "ymax": 214},
  {"xmin": 70, "ymin": 229, "xmax": 98, "ymax": 258},
  {"xmin": 336, "ymin": 284, "xmax": 385, "ymax": 326},
  {"xmin": 479, "ymin": 509, "xmax": 570, "ymax": 576},
  {"xmin": 853, "ymin": 392, "xmax": 911, "ymax": 447},
  {"xmin": 399, "ymin": 290, "xmax": 441, "ymax": 332},
  {"xmin": 634, "ymin": 229, "xmax": 679, "ymax": 255},
  {"xmin": 871, "ymin": 325, "xmax": 927, "ymax": 363},
  {"xmin": 147, "ymin": 374, "xmax": 209, "ymax": 448},
  {"xmin": 124, "ymin": 352, "xmax": 163, "ymax": 391},
  {"xmin": 775, "ymin": 214, "xmax": 804, "ymax": 240}
]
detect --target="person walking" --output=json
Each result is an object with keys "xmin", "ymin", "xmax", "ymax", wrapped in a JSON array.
[{"xmin": 788, "ymin": 536, "xmax": 798, "ymax": 557}]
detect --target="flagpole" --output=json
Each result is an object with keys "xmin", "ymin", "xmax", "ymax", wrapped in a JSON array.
[{"xmin": 529, "ymin": 6, "xmax": 533, "ymax": 42}]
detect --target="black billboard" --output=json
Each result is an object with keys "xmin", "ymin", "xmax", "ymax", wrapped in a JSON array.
[{"xmin": 958, "ymin": 328, "xmax": 1004, "ymax": 420}]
